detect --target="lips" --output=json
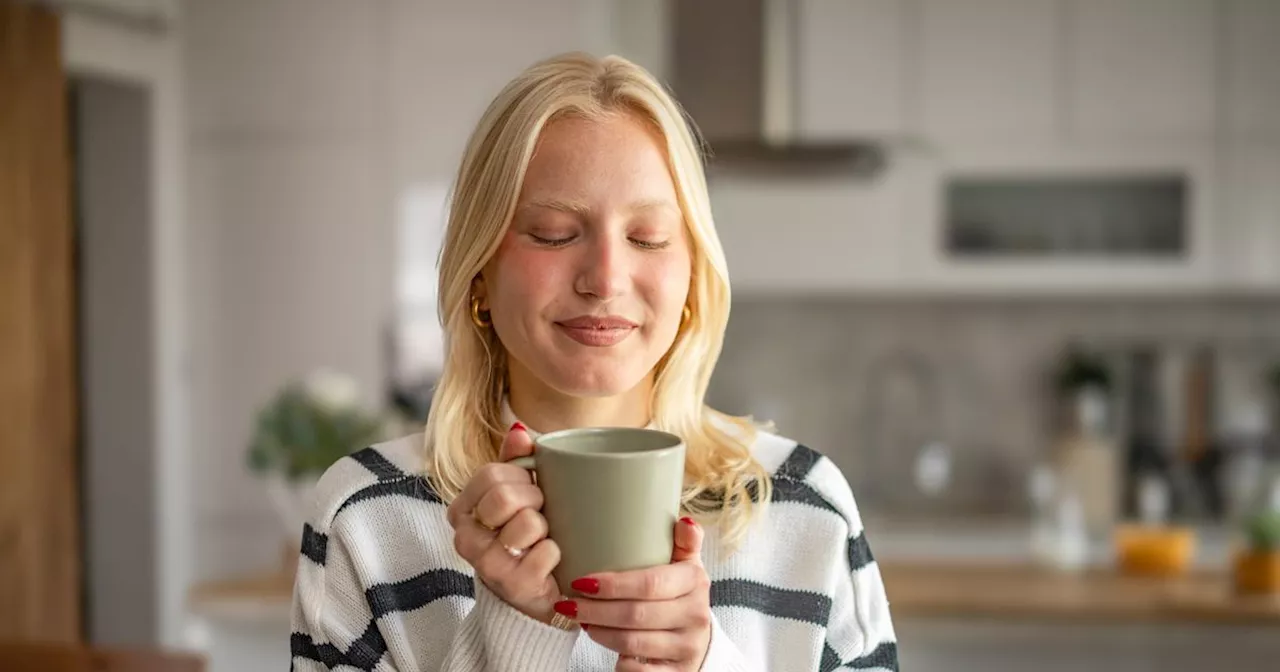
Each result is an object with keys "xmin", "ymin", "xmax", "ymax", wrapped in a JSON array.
[
  {"xmin": 555, "ymin": 315, "xmax": 638, "ymax": 347},
  {"xmin": 557, "ymin": 315, "xmax": 638, "ymax": 330}
]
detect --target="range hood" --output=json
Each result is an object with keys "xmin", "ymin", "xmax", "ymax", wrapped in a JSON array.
[{"xmin": 670, "ymin": 0, "xmax": 887, "ymax": 177}]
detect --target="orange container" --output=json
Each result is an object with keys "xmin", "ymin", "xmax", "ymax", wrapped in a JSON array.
[
  {"xmin": 1114, "ymin": 525, "xmax": 1196, "ymax": 577},
  {"xmin": 1234, "ymin": 550, "xmax": 1280, "ymax": 595}
]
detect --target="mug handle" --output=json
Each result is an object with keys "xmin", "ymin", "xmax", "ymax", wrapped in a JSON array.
[{"xmin": 506, "ymin": 456, "xmax": 536, "ymax": 470}]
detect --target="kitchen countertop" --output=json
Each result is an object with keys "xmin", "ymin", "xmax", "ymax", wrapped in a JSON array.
[
  {"xmin": 187, "ymin": 560, "xmax": 1280, "ymax": 627},
  {"xmin": 879, "ymin": 561, "xmax": 1280, "ymax": 625}
]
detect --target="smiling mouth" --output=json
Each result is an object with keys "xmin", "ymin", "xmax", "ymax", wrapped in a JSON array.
[{"xmin": 554, "ymin": 316, "xmax": 637, "ymax": 347}]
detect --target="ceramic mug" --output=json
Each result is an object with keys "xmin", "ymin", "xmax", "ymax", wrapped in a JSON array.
[{"xmin": 508, "ymin": 427, "xmax": 686, "ymax": 595}]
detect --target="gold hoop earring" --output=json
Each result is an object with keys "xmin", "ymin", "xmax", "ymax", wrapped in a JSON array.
[
  {"xmin": 470, "ymin": 297, "xmax": 491, "ymax": 328},
  {"xmin": 681, "ymin": 305, "xmax": 692, "ymax": 325}
]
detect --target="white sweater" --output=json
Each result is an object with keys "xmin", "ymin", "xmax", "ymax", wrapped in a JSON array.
[{"xmin": 289, "ymin": 426, "xmax": 898, "ymax": 671}]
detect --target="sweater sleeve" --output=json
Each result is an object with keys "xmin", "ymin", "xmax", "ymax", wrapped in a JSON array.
[
  {"xmin": 290, "ymin": 521, "xmax": 580, "ymax": 672},
  {"xmin": 698, "ymin": 612, "xmax": 759, "ymax": 671},
  {"xmin": 807, "ymin": 460, "xmax": 899, "ymax": 672}
]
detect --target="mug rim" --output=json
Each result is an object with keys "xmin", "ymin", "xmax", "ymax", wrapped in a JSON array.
[{"xmin": 534, "ymin": 426, "xmax": 684, "ymax": 459}]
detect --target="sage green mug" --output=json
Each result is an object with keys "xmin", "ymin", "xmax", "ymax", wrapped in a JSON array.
[{"xmin": 507, "ymin": 427, "xmax": 686, "ymax": 596}]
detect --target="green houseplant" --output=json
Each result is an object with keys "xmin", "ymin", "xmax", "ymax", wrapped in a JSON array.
[
  {"xmin": 1235, "ymin": 508, "xmax": 1280, "ymax": 595},
  {"xmin": 1052, "ymin": 345, "xmax": 1114, "ymax": 436},
  {"xmin": 247, "ymin": 369, "xmax": 389, "ymax": 546}
]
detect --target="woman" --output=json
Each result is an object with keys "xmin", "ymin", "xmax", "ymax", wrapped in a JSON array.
[{"xmin": 290, "ymin": 52, "xmax": 896, "ymax": 671}]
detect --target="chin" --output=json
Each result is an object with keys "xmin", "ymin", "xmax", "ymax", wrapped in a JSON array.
[{"xmin": 543, "ymin": 360, "xmax": 652, "ymax": 398}]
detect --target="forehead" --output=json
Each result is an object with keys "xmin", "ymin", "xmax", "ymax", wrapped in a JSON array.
[{"xmin": 518, "ymin": 111, "xmax": 678, "ymax": 206}]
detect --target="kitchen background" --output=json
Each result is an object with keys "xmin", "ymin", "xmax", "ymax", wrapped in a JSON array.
[{"xmin": 13, "ymin": 0, "xmax": 1280, "ymax": 670}]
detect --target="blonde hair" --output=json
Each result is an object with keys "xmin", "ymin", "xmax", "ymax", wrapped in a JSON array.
[{"xmin": 423, "ymin": 52, "xmax": 772, "ymax": 548}]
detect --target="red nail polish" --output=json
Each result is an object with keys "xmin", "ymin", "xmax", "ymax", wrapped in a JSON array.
[
  {"xmin": 553, "ymin": 599, "xmax": 578, "ymax": 618},
  {"xmin": 511, "ymin": 421, "xmax": 526, "ymax": 432},
  {"xmin": 580, "ymin": 623, "xmax": 590, "ymax": 632},
  {"xmin": 571, "ymin": 577, "xmax": 600, "ymax": 594},
  {"xmin": 680, "ymin": 516, "xmax": 697, "ymax": 526}
]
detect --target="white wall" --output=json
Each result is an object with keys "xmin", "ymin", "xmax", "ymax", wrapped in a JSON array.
[{"xmin": 183, "ymin": 0, "xmax": 626, "ymax": 584}]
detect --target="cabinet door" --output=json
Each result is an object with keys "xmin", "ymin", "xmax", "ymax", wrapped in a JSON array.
[
  {"xmin": 1218, "ymin": 146, "xmax": 1280, "ymax": 288},
  {"xmin": 917, "ymin": 0, "xmax": 1059, "ymax": 141},
  {"xmin": 796, "ymin": 0, "xmax": 907, "ymax": 138},
  {"xmin": 1068, "ymin": 0, "xmax": 1216, "ymax": 140},
  {"xmin": 710, "ymin": 174, "xmax": 911, "ymax": 293},
  {"xmin": 1223, "ymin": 0, "xmax": 1280, "ymax": 140}
]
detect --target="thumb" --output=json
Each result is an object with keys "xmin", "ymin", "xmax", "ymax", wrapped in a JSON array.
[
  {"xmin": 671, "ymin": 516, "xmax": 704, "ymax": 564},
  {"xmin": 498, "ymin": 422, "xmax": 534, "ymax": 462}
]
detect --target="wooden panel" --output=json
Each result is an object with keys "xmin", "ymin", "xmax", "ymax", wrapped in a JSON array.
[
  {"xmin": 0, "ymin": 641, "xmax": 204, "ymax": 672},
  {"xmin": 0, "ymin": 0, "xmax": 82, "ymax": 642}
]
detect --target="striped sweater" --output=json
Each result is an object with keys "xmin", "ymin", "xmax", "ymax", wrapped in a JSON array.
[{"xmin": 289, "ymin": 427, "xmax": 898, "ymax": 671}]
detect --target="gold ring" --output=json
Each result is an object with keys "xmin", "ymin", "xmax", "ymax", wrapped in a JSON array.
[
  {"xmin": 472, "ymin": 509, "xmax": 497, "ymax": 532},
  {"xmin": 502, "ymin": 543, "xmax": 524, "ymax": 558}
]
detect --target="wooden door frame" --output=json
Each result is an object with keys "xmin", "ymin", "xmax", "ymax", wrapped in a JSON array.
[{"xmin": 61, "ymin": 5, "xmax": 191, "ymax": 649}]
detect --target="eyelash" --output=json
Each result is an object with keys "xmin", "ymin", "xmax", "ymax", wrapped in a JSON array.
[{"xmin": 529, "ymin": 234, "xmax": 669, "ymax": 251}]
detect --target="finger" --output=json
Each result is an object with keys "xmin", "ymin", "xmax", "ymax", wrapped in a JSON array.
[
  {"xmin": 496, "ymin": 507, "xmax": 548, "ymax": 553},
  {"xmin": 570, "ymin": 596, "xmax": 691, "ymax": 630},
  {"xmin": 473, "ymin": 535, "xmax": 558, "ymax": 599},
  {"xmin": 447, "ymin": 460, "xmax": 532, "ymax": 527},
  {"xmin": 473, "ymin": 482, "xmax": 544, "ymax": 529},
  {"xmin": 499, "ymin": 421, "xmax": 534, "ymax": 462},
  {"xmin": 576, "ymin": 562, "xmax": 701, "ymax": 600},
  {"xmin": 671, "ymin": 516, "xmax": 703, "ymax": 564},
  {"xmin": 615, "ymin": 654, "xmax": 678, "ymax": 672},
  {"xmin": 451, "ymin": 524, "xmax": 495, "ymax": 565},
  {"xmin": 587, "ymin": 625, "xmax": 703, "ymax": 665},
  {"xmin": 516, "ymin": 537, "xmax": 561, "ymax": 582}
]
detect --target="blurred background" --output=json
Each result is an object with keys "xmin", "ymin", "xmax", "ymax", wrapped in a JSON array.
[{"xmin": 3, "ymin": 0, "xmax": 1280, "ymax": 670}]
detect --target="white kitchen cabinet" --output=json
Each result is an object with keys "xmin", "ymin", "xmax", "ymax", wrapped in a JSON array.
[
  {"xmin": 916, "ymin": 0, "xmax": 1059, "ymax": 142},
  {"xmin": 710, "ymin": 171, "xmax": 916, "ymax": 294},
  {"xmin": 1067, "ymin": 0, "xmax": 1217, "ymax": 141},
  {"xmin": 1222, "ymin": 0, "xmax": 1280, "ymax": 140},
  {"xmin": 1217, "ymin": 146, "xmax": 1280, "ymax": 289},
  {"xmin": 902, "ymin": 144, "xmax": 1220, "ymax": 294},
  {"xmin": 795, "ymin": 0, "xmax": 908, "ymax": 139}
]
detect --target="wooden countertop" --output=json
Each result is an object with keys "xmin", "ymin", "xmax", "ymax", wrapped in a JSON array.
[
  {"xmin": 880, "ymin": 561, "xmax": 1280, "ymax": 626},
  {"xmin": 187, "ymin": 562, "xmax": 1280, "ymax": 626}
]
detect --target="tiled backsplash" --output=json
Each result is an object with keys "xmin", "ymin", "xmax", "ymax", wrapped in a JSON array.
[{"xmin": 707, "ymin": 296, "xmax": 1280, "ymax": 517}]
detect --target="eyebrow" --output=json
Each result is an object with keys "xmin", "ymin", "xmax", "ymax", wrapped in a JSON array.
[{"xmin": 518, "ymin": 197, "xmax": 679, "ymax": 217}]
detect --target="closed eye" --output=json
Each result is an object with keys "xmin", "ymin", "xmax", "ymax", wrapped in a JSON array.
[
  {"xmin": 631, "ymin": 238, "xmax": 670, "ymax": 250},
  {"xmin": 529, "ymin": 233, "xmax": 576, "ymax": 247}
]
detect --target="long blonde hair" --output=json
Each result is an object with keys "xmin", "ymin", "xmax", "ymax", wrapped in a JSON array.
[{"xmin": 423, "ymin": 52, "xmax": 772, "ymax": 548}]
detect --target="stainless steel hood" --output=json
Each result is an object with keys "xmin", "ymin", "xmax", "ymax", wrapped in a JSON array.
[{"xmin": 670, "ymin": 0, "xmax": 887, "ymax": 177}]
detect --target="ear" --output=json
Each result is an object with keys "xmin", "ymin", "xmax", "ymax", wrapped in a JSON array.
[{"xmin": 471, "ymin": 274, "xmax": 488, "ymax": 309}]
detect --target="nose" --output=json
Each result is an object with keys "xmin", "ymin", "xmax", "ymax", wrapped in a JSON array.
[{"xmin": 574, "ymin": 233, "xmax": 628, "ymax": 301}]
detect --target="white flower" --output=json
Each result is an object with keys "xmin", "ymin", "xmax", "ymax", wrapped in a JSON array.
[{"xmin": 304, "ymin": 368, "xmax": 362, "ymax": 412}]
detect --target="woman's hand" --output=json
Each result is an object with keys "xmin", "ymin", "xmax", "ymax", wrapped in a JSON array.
[
  {"xmin": 558, "ymin": 517, "xmax": 713, "ymax": 671},
  {"xmin": 446, "ymin": 423, "xmax": 562, "ymax": 624}
]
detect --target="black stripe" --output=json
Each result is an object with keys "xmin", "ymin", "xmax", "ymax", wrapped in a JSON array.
[
  {"xmin": 350, "ymin": 447, "xmax": 405, "ymax": 481},
  {"xmin": 344, "ymin": 620, "xmax": 388, "ymax": 671},
  {"xmin": 291, "ymin": 623, "xmax": 387, "ymax": 671},
  {"xmin": 710, "ymin": 578, "xmax": 832, "ymax": 626},
  {"xmin": 366, "ymin": 568, "xmax": 474, "ymax": 619},
  {"xmin": 776, "ymin": 443, "xmax": 823, "ymax": 481},
  {"xmin": 820, "ymin": 642, "xmax": 843, "ymax": 672},
  {"xmin": 769, "ymin": 477, "xmax": 841, "ymax": 516},
  {"xmin": 299, "ymin": 523, "xmax": 328, "ymax": 566},
  {"xmin": 849, "ymin": 641, "xmax": 898, "ymax": 671},
  {"xmin": 337, "ymin": 475, "xmax": 442, "ymax": 515},
  {"xmin": 847, "ymin": 532, "xmax": 875, "ymax": 572}
]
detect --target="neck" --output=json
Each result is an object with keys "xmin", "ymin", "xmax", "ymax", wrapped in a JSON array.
[{"xmin": 506, "ymin": 374, "xmax": 653, "ymax": 433}]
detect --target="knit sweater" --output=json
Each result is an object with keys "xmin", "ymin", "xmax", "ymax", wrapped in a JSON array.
[{"xmin": 289, "ymin": 424, "xmax": 898, "ymax": 671}]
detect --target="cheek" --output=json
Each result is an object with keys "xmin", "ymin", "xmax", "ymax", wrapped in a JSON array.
[
  {"xmin": 489, "ymin": 243, "xmax": 565, "ymax": 309},
  {"xmin": 645, "ymin": 255, "xmax": 692, "ymax": 315}
]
